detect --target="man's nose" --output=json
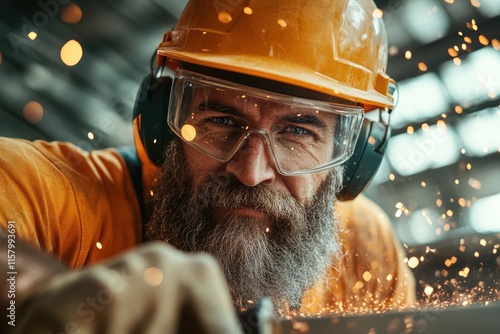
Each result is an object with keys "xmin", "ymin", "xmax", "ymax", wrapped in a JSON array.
[{"xmin": 225, "ymin": 134, "xmax": 276, "ymax": 186}]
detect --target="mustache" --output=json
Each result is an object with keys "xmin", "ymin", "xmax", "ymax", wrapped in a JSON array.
[{"xmin": 189, "ymin": 172, "xmax": 307, "ymax": 221}]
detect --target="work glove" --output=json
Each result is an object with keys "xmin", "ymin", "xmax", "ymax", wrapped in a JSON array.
[{"xmin": 13, "ymin": 242, "xmax": 243, "ymax": 334}]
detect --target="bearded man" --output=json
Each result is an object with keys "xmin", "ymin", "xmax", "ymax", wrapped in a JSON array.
[{"xmin": 0, "ymin": 0, "xmax": 415, "ymax": 332}]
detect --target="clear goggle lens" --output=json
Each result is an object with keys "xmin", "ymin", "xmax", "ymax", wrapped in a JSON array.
[{"xmin": 168, "ymin": 69, "xmax": 364, "ymax": 175}]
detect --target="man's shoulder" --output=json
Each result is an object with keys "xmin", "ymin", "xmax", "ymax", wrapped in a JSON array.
[
  {"xmin": 0, "ymin": 137, "xmax": 90, "ymax": 168},
  {"xmin": 335, "ymin": 194, "xmax": 392, "ymax": 234},
  {"xmin": 0, "ymin": 137, "xmax": 68, "ymax": 177},
  {"xmin": 0, "ymin": 137, "xmax": 127, "ymax": 178},
  {"xmin": 0, "ymin": 137, "xmax": 126, "ymax": 219}
]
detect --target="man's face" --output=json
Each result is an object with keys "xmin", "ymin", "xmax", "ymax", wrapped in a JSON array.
[
  {"xmin": 181, "ymin": 86, "xmax": 337, "ymax": 223},
  {"xmin": 146, "ymin": 86, "xmax": 345, "ymax": 314}
]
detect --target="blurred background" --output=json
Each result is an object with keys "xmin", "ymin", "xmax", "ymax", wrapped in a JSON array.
[{"xmin": 0, "ymin": 0, "xmax": 499, "ymax": 306}]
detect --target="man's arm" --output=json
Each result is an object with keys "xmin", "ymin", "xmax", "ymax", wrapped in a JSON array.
[
  {"xmin": 0, "ymin": 137, "xmax": 142, "ymax": 268},
  {"xmin": 0, "ymin": 229, "xmax": 68, "ymax": 332}
]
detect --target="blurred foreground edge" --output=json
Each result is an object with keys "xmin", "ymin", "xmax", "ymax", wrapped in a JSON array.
[{"xmin": 277, "ymin": 302, "xmax": 500, "ymax": 334}]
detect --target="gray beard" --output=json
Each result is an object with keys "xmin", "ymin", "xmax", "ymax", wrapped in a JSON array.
[{"xmin": 145, "ymin": 140, "xmax": 343, "ymax": 314}]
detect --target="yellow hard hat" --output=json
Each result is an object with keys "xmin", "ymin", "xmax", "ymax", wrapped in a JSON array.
[{"xmin": 157, "ymin": 0, "xmax": 393, "ymax": 109}]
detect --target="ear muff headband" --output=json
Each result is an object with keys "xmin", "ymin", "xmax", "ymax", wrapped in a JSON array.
[
  {"xmin": 133, "ymin": 74, "xmax": 174, "ymax": 166},
  {"xmin": 132, "ymin": 74, "xmax": 391, "ymax": 200}
]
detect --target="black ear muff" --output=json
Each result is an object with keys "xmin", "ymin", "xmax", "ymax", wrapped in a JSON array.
[
  {"xmin": 133, "ymin": 74, "xmax": 174, "ymax": 166},
  {"xmin": 338, "ymin": 109, "xmax": 391, "ymax": 201}
]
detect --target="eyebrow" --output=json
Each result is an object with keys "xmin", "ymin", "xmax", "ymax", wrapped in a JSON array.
[
  {"xmin": 281, "ymin": 114, "xmax": 327, "ymax": 128},
  {"xmin": 196, "ymin": 101, "xmax": 244, "ymax": 116}
]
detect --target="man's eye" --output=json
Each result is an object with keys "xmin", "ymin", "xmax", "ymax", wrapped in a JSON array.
[
  {"xmin": 285, "ymin": 126, "xmax": 311, "ymax": 136},
  {"xmin": 209, "ymin": 117, "xmax": 236, "ymax": 126}
]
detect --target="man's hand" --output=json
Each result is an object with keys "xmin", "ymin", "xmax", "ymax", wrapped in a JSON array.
[
  {"xmin": 8, "ymin": 242, "xmax": 242, "ymax": 334},
  {"xmin": 0, "ymin": 229, "xmax": 68, "ymax": 333}
]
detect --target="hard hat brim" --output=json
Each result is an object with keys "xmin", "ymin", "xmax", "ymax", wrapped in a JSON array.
[{"xmin": 158, "ymin": 50, "xmax": 395, "ymax": 110}]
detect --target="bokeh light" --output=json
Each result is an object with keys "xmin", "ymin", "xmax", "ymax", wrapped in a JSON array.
[
  {"xmin": 23, "ymin": 101, "xmax": 44, "ymax": 124},
  {"xmin": 143, "ymin": 267, "xmax": 164, "ymax": 287},
  {"xmin": 28, "ymin": 31, "xmax": 37, "ymax": 40},
  {"xmin": 60, "ymin": 39, "xmax": 83, "ymax": 66},
  {"xmin": 60, "ymin": 3, "xmax": 83, "ymax": 24}
]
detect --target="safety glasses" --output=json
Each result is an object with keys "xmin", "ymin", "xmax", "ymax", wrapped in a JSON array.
[{"xmin": 167, "ymin": 69, "xmax": 364, "ymax": 175}]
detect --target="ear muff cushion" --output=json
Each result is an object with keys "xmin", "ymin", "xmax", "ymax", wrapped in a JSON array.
[
  {"xmin": 133, "ymin": 74, "xmax": 174, "ymax": 166},
  {"xmin": 338, "ymin": 117, "xmax": 390, "ymax": 201}
]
